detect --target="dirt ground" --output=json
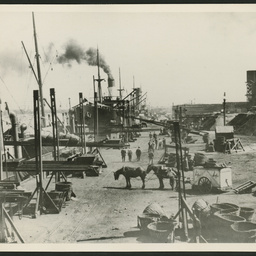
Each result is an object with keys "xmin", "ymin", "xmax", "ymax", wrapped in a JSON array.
[{"xmin": 10, "ymin": 125, "xmax": 256, "ymax": 245}]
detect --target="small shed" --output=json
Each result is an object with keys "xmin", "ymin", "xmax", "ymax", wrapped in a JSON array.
[
  {"xmin": 214, "ymin": 126, "xmax": 234, "ymax": 152},
  {"xmin": 215, "ymin": 126, "xmax": 234, "ymax": 140}
]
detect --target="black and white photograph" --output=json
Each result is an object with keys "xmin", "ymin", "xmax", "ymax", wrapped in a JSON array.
[{"xmin": 0, "ymin": 4, "xmax": 256, "ymax": 251}]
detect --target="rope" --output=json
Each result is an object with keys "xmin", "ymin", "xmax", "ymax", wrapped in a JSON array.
[
  {"xmin": 23, "ymin": 54, "xmax": 35, "ymax": 110},
  {"xmin": 0, "ymin": 75, "xmax": 25, "ymax": 114},
  {"xmin": 42, "ymin": 58, "xmax": 55, "ymax": 84},
  {"xmin": 41, "ymin": 41, "xmax": 58, "ymax": 84}
]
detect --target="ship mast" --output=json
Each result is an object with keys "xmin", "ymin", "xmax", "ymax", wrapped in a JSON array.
[
  {"xmin": 118, "ymin": 68, "xmax": 124, "ymax": 100},
  {"xmin": 96, "ymin": 47, "xmax": 104, "ymax": 103},
  {"xmin": 32, "ymin": 12, "xmax": 46, "ymax": 127}
]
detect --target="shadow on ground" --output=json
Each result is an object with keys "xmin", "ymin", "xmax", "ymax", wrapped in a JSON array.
[{"xmin": 103, "ymin": 186, "xmax": 178, "ymax": 191}]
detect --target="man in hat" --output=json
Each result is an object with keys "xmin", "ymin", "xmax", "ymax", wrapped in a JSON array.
[
  {"xmin": 136, "ymin": 147, "xmax": 142, "ymax": 161},
  {"xmin": 128, "ymin": 148, "xmax": 133, "ymax": 162},
  {"xmin": 148, "ymin": 149, "xmax": 154, "ymax": 165},
  {"xmin": 121, "ymin": 148, "xmax": 126, "ymax": 162}
]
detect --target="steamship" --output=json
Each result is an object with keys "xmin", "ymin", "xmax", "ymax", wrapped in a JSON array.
[
  {"xmin": 2, "ymin": 12, "xmax": 147, "ymax": 166},
  {"xmin": 71, "ymin": 74, "xmax": 144, "ymax": 135}
]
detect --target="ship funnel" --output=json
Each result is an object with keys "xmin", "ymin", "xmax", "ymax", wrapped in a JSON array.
[
  {"xmin": 135, "ymin": 87, "xmax": 142, "ymax": 110},
  {"xmin": 108, "ymin": 76, "xmax": 115, "ymax": 97}
]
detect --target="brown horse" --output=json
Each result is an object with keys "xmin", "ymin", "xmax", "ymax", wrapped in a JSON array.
[
  {"xmin": 146, "ymin": 164, "xmax": 177, "ymax": 190},
  {"xmin": 114, "ymin": 166, "xmax": 146, "ymax": 189}
]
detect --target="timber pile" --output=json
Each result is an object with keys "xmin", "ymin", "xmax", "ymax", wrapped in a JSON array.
[{"xmin": 3, "ymin": 160, "xmax": 101, "ymax": 176}]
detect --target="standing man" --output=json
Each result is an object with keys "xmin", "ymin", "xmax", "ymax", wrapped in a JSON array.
[
  {"xmin": 121, "ymin": 148, "xmax": 126, "ymax": 162},
  {"xmin": 148, "ymin": 140, "xmax": 154, "ymax": 152},
  {"xmin": 163, "ymin": 137, "xmax": 166, "ymax": 148},
  {"xmin": 148, "ymin": 150, "xmax": 154, "ymax": 165},
  {"xmin": 136, "ymin": 147, "xmax": 142, "ymax": 161},
  {"xmin": 153, "ymin": 132, "xmax": 158, "ymax": 149},
  {"xmin": 128, "ymin": 149, "xmax": 133, "ymax": 162}
]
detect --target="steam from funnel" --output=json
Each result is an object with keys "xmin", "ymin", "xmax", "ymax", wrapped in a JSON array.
[
  {"xmin": 108, "ymin": 75, "xmax": 115, "ymax": 96},
  {"xmin": 57, "ymin": 40, "xmax": 113, "ymax": 79},
  {"xmin": 57, "ymin": 40, "xmax": 85, "ymax": 65},
  {"xmin": 108, "ymin": 75, "xmax": 115, "ymax": 88}
]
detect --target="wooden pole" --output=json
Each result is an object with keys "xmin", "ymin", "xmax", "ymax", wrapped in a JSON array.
[
  {"xmin": 93, "ymin": 76, "xmax": 98, "ymax": 142},
  {"xmin": 32, "ymin": 13, "xmax": 46, "ymax": 128},
  {"xmin": 79, "ymin": 93, "xmax": 86, "ymax": 153},
  {"xmin": 3, "ymin": 207, "xmax": 25, "ymax": 243},
  {"xmin": 29, "ymin": 90, "xmax": 59, "ymax": 215},
  {"xmin": 118, "ymin": 68, "xmax": 123, "ymax": 100},
  {"xmin": 223, "ymin": 92, "xmax": 226, "ymax": 126},
  {"xmin": 173, "ymin": 121, "xmax": 189, "ymax": 241},
  {"xmin": 33, "ymin": 90, "xmax": 43, "ymax": 215},
  {"xmin": 50, "ymin": 88, "xmax": 60, "ymax": 182},
  {"xmin": 97, "ymin": 47, "xmax": 102, "ymax": 103}
]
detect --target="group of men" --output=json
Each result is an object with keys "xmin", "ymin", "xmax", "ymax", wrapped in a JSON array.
[
  {"xmin": 148, "ymin": 132, "xmax": 166, "ymax": 150},
  {"xmin": 121, "ymin": 145, "xmax": 154, "ymax": 164},
  {"xmin": 121, "ymin": 147, "xmax": 142, "ymax": 162},
  {"xmin": 120, "ymin": 130, "xmax": 167, "ymax": 164}
]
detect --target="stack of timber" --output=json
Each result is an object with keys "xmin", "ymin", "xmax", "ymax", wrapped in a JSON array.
[{"xmin": 3, "ymin": 159, "xmax": 101, "ymax": 177}]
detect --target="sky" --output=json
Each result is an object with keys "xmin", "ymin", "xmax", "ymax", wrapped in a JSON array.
[{"xmin": 1, "ymin": 5, "xmax": 256, "ymax": 112}]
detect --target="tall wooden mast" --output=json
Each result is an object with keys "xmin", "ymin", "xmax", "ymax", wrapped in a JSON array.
[
  {"xmin": 97, "ymin": 47, "xmax": 102, "ymax": 103},
  {"xmin": 118, "ymin": 68, "xmax": 124, "ymax": 100},
  {"xmin": 32, "ymin": 12, "xmax": 46, "ymax": 127}
]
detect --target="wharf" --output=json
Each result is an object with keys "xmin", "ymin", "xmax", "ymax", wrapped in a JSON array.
[{"xmin": 3, "ymin": 131, "xmax": 256, "ymax": 245}]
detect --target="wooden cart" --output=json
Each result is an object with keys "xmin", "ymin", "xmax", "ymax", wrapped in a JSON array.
[{"xmin": 192, "ymin": 166, "xmax": 232, "ymax": 193}]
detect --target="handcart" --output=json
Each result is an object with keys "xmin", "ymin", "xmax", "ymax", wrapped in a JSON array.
[{"xmin": 191, "ymin": 166, "xmax": 232, "ymax": 193}]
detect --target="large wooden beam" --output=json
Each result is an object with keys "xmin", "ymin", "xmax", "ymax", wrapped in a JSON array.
[
  {"xmin": 4, "ymin": 160, "xmax": 100, "ymax": 173},
  {"xmin": 4, "ymin": 140, "xmax": 127, "ymax": 149}
]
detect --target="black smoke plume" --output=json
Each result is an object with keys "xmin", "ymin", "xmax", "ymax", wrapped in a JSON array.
[{"xmin": 57, "ymin": 40, "xmax": 113, "ymax": 79}]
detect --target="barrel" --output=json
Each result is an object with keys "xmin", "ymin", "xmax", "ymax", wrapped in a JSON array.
[
  {"xmin": 239, "ymin": 207, "xmax": 255, "ymax": 221},
  {"xmin": 55, "ymin": 182, "xmax": 73, "ymax": 201}
]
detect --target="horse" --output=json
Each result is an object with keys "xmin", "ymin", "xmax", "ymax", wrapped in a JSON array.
[
  {"xmin": 146, "ymin": 164, "xmax": 177, "ymax": 190},
  {"xmin": 114, "ymin": 166, "xmax": 146, "ymax": 189}
]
